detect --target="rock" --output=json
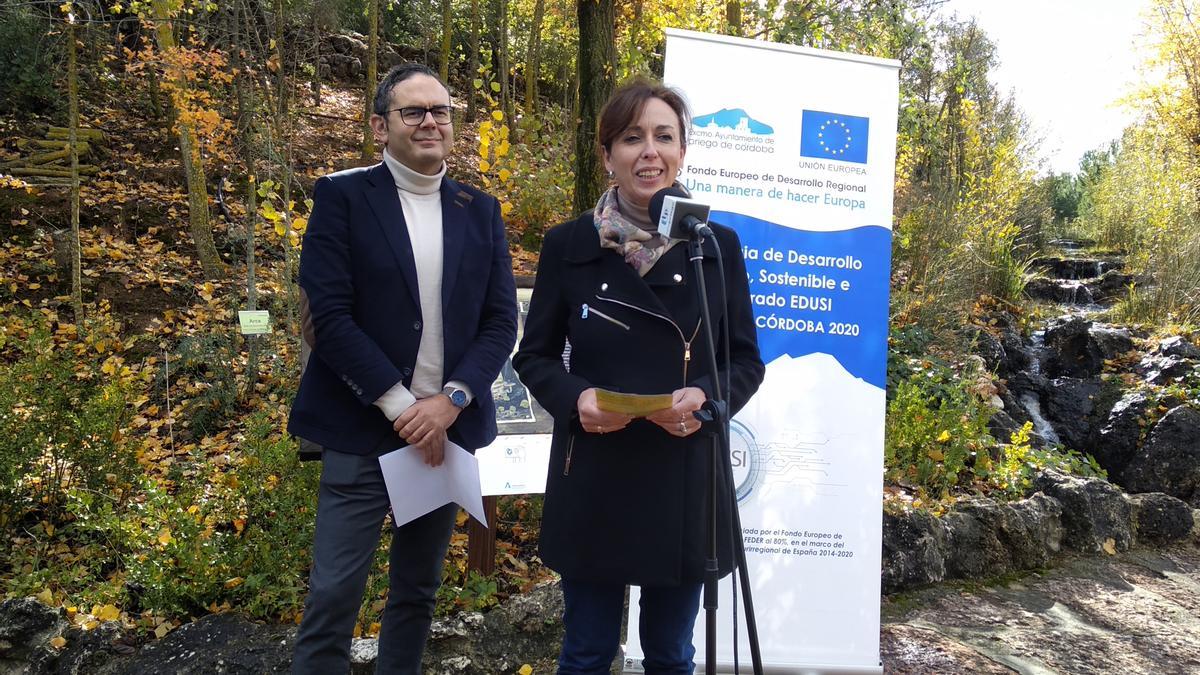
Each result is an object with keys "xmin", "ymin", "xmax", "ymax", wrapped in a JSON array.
[
  {"xmin": 882, "ymin": 508, "xmax": 946, "ymax": 594},
  {"xmin": 349, "ymin": 638, "xmax": 378, "ymax": 673},
  {"xmin": 1024, "ymin": 277, "xmax": 1094, "ymax": 304},
  {"xmin": 1043, "ymin": 317, "xmax": 1104, "ymax": 378},
  {"xmin": 41, "ymin": 621, "xmax": 130, "ymax": 675},
  {"xmin": 0, "ymin": 598, "xmax": 66, "ymax": 668},
  {"xmin": 942, "ymin": 500, "xmax": 1012, "ymax": 579},
  {"xmin": 1003, "ymin": 494, "xmax": 1065, "ymax": 569},
  {"xmin": 325, "ymin": 53, "xmax": 362, "ymax": 79},
  {"xmin": 1041, "ymin": 376, "xmax": 1101, "ymax": 451},
  {"xmin": 1121, "ymin": 405, "xmax": 1200, "ymax": 506},
  {"xmin": 1041, "ymin": 319, "xmax": 1132, "ymax": 379},
  {"xmin": 326, "ymin": 32, "xmax": 366, "ymax": 56},
  {"xmin": 1157, "ymin": 335, "xmax": 1200, "ymax": 360},
  {"xmin": 119, "ymin": 614, "xmax": 294, "ymax": 674},
  {"xmin": 968, "ymin": 326, "xmax": 1006, "ymax": 374},
  {"xmin": 1088, "ymin": 269, "xmax": 1134, "ymax": 302},
  {"xmin": 987, "ymin": 408, "xmax": 1024, "ymax": 446},
  {"xmin": 1128, "ymin": 492, "xmax": 1195, "ymax": 546},
  {"xmin": 476, "ymin": 580, "xmax": 564, "ymax": 669},
  {"xmin": 422, "ymin": 581, "xmax": 564, "ymax": 674},
  {"xmin": 1136, "ymin": 352, "xmax": 1196, "ymax": 385},
  {"xmin": 941, "ymin": 496, "xmax": 1063, "ymax": 579},
  {"xmin": 1031, "ymin": 470, "xmax": 1134, "ymax": 554},
  {"xmin": 1092, "ymin": 390, "xmax": 1151, "ymax": 476},
  {"xmin": 1089, "ymin": 325, "xmax": 1134, "ymax": 360},
  {"xmin": 1030, "ymin": 256, "xmax": 1114, "ymax": 280}
]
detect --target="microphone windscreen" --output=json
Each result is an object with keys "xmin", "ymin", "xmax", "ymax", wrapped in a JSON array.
[{"xmin": 649, "ymin": 185, "xmax": 689, "ymax": 226}]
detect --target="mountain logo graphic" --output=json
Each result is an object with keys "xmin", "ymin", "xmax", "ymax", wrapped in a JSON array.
[{"xmin": 692, "ymin": 108, "xmax": 774, "ymax": 135}]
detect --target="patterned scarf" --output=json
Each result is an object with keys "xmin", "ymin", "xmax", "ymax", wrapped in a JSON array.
[{"xmin": 593, "ymin": 187, "xmax": 680, "ymax": 277}]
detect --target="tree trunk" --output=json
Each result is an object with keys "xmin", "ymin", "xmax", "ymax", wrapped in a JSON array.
[
  {"xmin": 273, "ymin": 0, "xmax": 287, "ymax": 118},
  {"xmin": 573, "ymin": 0, "xmax": 616, "ymax": 214},
  {"xmin": 311, "ymin": 9, "xmax": 322, "ymax": 105},
  {"xmin": 67, "ymin": 13, "xmax": 83, "ymax": 322},
  {"xmin": 525, "ymin": 0, "xmax": 545, "ymax": 110},
  {"xmin": 499, "ymin": 0, "xmax": 512, "ymax": 122},
  {"xmin": 362, "ymin": 0, "xmax": 378, "ymax": 159},
  {"xmin": 440, "ymin": 0, "xmax": 453, "ymax": 83},
  {"xmin": 726, "ymin": 0, "xmax": 742, "ymax": 36},
  {"xmin": 466, "ymin": 0, "xmax": 480, "ymax": 122},
  {"xmin": 151, "ymin": 0, "xmax": 224, "ymax": 278}
]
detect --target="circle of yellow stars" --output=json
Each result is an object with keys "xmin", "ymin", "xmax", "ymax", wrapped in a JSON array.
[{"xmin": 816, "ymin": 118, "xmax": 853, "ymax": 156}]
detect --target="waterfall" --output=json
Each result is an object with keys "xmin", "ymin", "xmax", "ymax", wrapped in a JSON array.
[{"xmin": 1019, "ymin": 392, "xmax": 1061, "ymax": 446}]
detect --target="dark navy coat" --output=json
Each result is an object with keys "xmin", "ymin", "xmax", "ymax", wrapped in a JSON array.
[
  {"xmin": 513, "ymin": 212, "xmax": 764, "ymax": 586},
  {"xmin": 288, "ymin": 163, "xmax": 518, "ymax": 454}
]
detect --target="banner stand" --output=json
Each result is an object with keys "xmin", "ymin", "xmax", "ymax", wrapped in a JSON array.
[{"xmin": 622, "ymin": 29, "xmax": 899, "ymax": 675}]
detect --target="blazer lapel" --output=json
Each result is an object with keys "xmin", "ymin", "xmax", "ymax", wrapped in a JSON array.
[
  {"xmin": 364, "ymin": 163, "xmax": 421, "ymax": 308},
  {"xmin": 440, "ymin": 178, "xmax": 468, "ymax": 311}
]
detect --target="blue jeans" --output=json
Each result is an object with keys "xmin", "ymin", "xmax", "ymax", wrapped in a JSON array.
[{"xmin": 558, "ymin": 578, "xmax": 703, "ymax": 675}]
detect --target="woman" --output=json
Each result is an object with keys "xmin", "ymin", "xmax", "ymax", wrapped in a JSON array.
[{"xmin": 513, "ymin": 77, "xmax": 765, "ymax": 674}]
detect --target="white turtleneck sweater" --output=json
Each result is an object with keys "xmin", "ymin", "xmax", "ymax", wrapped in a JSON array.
[{"xmin": 372, "ymin": 149, "xmax": 473, "ymax": 421}]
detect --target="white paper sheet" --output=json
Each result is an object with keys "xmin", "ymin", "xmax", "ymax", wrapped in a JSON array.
[
  {"xmin": 475, "ymin": 434, "xmax": 552, "ymax": 496},
  {"xmin": 378, "ymin": 441, "xmax": 488, "ymax": 528}
]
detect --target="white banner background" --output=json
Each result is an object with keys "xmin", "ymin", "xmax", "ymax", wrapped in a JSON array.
[{"xmin": 623, "ymin": 30, "xmax": 899, "ymax": 674}]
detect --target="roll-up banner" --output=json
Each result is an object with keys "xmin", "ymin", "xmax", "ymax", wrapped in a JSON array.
[{"xmin": 623, "ymin": 30, "xmax": 899, "ymax": 674}]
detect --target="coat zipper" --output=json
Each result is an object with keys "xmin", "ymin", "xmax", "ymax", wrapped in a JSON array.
[
  {"xmin": 594, "ymin": 295, "xmax": 703, "ymax": 384},
  {"xmin": 580, "ymin": 303, "xmax": 631, "ymax": 330},
  {"xmin": 563, "ymin": 434, "xmax": 576, "ymax": 476}
]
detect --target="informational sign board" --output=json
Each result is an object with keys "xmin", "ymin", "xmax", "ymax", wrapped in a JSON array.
[
  {"xmin": 623, "ymin": 29, "xmax": 899, "ymax": 674},
  {"xmin": 477, "ymin": 288, "xmax": 555, "ymax": 495},
  {"xmin": 237, "ymin": 310, "xmax": 271, "ymax": 335}
]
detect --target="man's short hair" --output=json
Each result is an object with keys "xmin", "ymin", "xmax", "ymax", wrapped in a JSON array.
[{"xmin": 372, "ymin": 63, "xmax": 449, "ymax": 116}]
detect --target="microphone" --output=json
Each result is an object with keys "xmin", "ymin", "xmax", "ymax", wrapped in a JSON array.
[{"xmin": 650, "ymin": 186, "xmax": 713, "ymax": 240}]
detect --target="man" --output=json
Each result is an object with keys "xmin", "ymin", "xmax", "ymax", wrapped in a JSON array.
[{"xmin": 288, "ymin": 63, "xmax": 517, "ymax": 673}]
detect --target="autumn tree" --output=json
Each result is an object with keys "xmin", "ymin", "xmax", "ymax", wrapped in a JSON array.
[
  {"xmin": 149, "ymin": 0, "xmax": 225, "ymax": 278},
  {"xmin": 573, "ymin": 0, "xmax": 615, "ymax": 213}
]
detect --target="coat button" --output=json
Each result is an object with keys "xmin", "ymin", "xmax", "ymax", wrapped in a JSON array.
[
  {"xmin": 673, "ymin": 274, "xmax": 683, "ymax": 282},
  {"xmin": 402, "ymin": 366, "xmax": 412, "ymax": 377},
  {"xmin": 600, "ymin": 283, "xmax": 608, "ymax": 291},
  {"xmin": 413, "ymin": 320, "xmax": 422, "ymax": 331}
]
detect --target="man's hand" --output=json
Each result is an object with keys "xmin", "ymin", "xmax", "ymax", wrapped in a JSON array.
[
  {"xmin": 645, "ymin": 386, "xmax": 707, "ymax": 437},
  {"xmin": 394, "ymin": 395, "xmax": 461, "ymax": 466},
  {"xmin": 576, "ymin": 388, "xmax": 633, "ymax": 435}
]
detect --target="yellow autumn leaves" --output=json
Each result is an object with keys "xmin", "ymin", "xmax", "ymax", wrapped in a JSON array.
[
  {"xmin": 256, "ymin": 180, "xmax": 310, "ymax": 248},
  {"xmin": 477, "ymin": 110, "xmax": 515, "ymax": 218},
  {"xmin": 35, "ymin": 585, "xmax": 139, "ymax": 642}
]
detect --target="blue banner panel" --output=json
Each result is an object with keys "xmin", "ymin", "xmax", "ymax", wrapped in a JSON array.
[{"xmin": 715, "ymin": 211, "xmax": 892, "ymax": 389}]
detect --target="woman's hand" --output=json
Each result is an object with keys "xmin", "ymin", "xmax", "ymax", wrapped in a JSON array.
[
  {"xmin": 576, "ymin": 388, "xmax": 634, "ymax": 435},
  {"xmin": 645, "ymin": 386, "xmax": 707, "ymax": 437}
]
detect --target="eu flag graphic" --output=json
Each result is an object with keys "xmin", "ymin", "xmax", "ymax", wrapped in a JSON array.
[{"xmin": 800, "ymin": 110, "xmax": 870, "ymax": 164}]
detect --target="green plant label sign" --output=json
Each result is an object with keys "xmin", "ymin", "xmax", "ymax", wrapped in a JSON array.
[{"xmin": 238, "ymin": 310, "xmax": 272, "ymax": 335}]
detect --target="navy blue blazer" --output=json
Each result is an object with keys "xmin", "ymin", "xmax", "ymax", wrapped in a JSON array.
[{"xmin": 288, "ymin": 162, "xmax": 518, "ymax": 454}]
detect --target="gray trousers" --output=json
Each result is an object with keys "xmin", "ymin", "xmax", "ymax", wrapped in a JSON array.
[{"xmin": 291, "ymin": 448, "xmax": 458, "ymax": 674}]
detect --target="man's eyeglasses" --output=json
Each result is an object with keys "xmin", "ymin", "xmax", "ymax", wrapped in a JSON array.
[{"xmin": 386, "ymin": 105, "xmax": 453, "ymax": 126}]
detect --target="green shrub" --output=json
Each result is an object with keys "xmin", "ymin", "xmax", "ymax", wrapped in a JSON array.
[
  {"xmin": 0, "ymin": 7, "xmax": 61, "ymax": 115},
  {"xmin": 1081, "ymin": 124, "xmax": 1200, "ymax": 325},
  {"xmin": 985, "ymin": 423, "xmax": 1106, "ymax": 499},
  {"xmin": 121, "ymin": 411, "xmax": 320, "ymax": 618},
  {"xmin": 0, "ymin": 312, "xmax": 138, "ymax": 526},
  {"xmin": 172, "ymin": 331, "xmax": 240, "ymax": 437},
  {"xmin": 884, "ymin": 359, "xmax": 995, "ymax": 496}
]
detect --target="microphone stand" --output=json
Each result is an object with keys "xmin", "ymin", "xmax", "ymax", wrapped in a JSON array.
[{"xmin": 686, "ymin": 231, "xmax": 764, "ymax": 675}]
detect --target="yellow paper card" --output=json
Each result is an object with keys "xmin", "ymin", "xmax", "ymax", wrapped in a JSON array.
[{"xmin": 594, "ymin": 389, "xmax": 673, "ymax": 416}]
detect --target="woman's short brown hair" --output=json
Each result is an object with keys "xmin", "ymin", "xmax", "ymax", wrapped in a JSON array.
[{"xmin": 596, "ymin": 77, "xmax": 691, "ymax": 159}]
